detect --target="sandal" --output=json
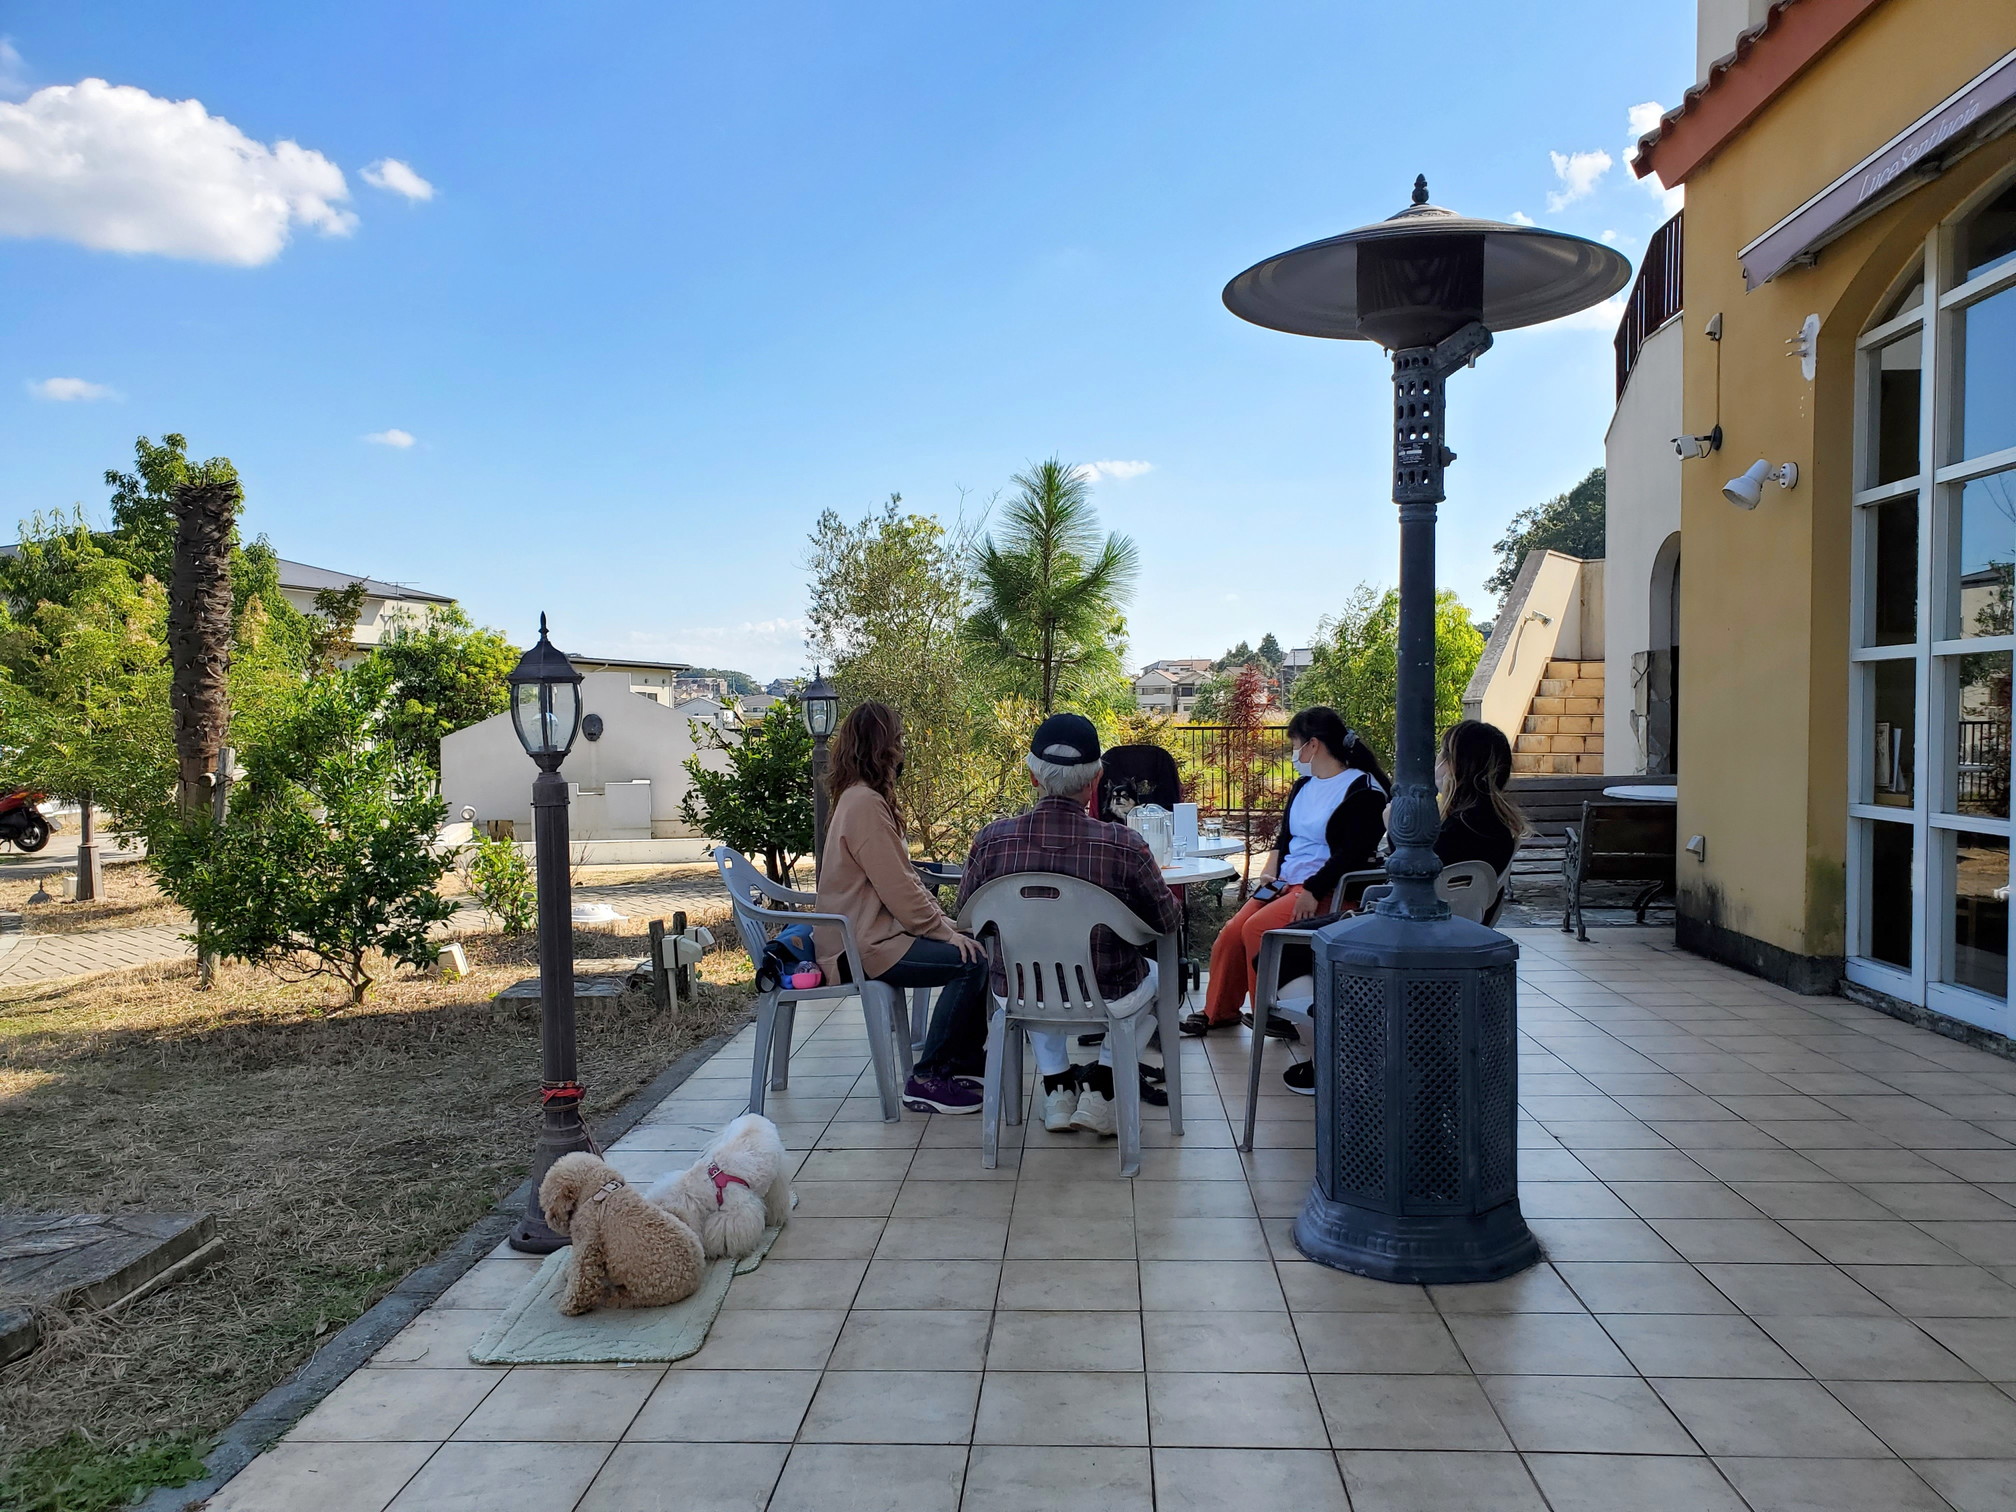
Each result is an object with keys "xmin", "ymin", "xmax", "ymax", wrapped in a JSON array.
[{"xmin": 1178, "ymin": 1012, "xmax": 1231, "ymax": 1037}]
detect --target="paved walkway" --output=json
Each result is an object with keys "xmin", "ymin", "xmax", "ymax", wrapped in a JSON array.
[{"xmin": 206, "ymin": 928, "xmax": 2016, "ymax": 1512}]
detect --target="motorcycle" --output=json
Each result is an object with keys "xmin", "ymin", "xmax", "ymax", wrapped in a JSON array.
[{"xmin": 0, "ymin": 787, "xmax": 53, "ymax": 852}]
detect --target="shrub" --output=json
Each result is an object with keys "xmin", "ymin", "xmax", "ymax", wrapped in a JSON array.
[{"xmin": 464, "ymin": 827, "xmax": 535, "ymax": 934}]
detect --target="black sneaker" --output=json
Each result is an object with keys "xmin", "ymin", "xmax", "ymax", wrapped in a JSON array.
[{"xmin": 1282, "ymin": 1061, "xmax": 1315, "ymax": 1096}]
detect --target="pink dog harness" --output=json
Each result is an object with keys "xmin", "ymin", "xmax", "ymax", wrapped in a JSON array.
[{"xmin": 707, "ymin": 1161, "xmax": 749, "ymax": 1206}]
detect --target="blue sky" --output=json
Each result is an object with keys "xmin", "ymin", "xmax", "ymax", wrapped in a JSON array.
[{"xmin": 0, "ymin": 1, "xmax": 1693, "ymax": 680}]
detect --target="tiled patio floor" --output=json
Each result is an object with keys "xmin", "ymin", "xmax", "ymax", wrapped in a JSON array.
[{"xmin": 211, "ymin": 928, "xmax": 2016, "ymax": 1511}]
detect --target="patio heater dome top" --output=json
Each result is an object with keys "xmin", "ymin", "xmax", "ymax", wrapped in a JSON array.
[{"xmin": 1222, "ymin": 175, "xmax": 1631, "ymax": 350}]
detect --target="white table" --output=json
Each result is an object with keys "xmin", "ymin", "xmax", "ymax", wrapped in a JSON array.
[
  {"xmin": 1187, "ymin": 837, "xmax": 1245, "ymax": 859},
  {"xmin": 1602, "ymin": 785, "xmax": 1678, "ymax": 802},
  {"xmin": 1160, "ymin": 856, "xmax": 1239, "ymax": 887}
]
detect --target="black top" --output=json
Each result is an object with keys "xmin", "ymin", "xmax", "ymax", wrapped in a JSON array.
[
  {"xmin": 1269, "ymin": 773, "xmax": 1388, "ymax": 902},
  {"xmin": 1435, "ymin": 803, "xmax": 1518, "ymax": 876}
]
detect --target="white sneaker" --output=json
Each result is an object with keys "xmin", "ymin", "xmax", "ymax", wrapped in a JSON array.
[
  {"xmin": 1041, "ymin": 1080, "xmax": 1079, "ymax": 1132},
  {"xmin": 1070, "ymin": 1084, "xmax": 1118, "ymax": 1137}
]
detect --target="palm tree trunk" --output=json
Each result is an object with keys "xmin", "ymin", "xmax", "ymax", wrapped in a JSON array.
[{"xmin": 166, "ymin": 476, "xmax": 239, "ymax": 817}]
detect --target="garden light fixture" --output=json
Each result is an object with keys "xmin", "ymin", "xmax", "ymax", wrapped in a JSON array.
[
  {"xmin": 506, "ymin": 613, "xmax": 594, "ymax": 1254},
  {"xmin": 1223, "ymin": 176, "xmax": 1627, "ymax": 1285},
  {"xmin": 796, "ymin": 669, "xmax": 840, "ymax": 872},
  {"xmin": 1722, "ymin": 458, "xmax": 1799, "ymax": 509}
]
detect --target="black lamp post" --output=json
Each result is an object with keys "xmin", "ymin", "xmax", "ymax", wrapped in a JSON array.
[
  {"xmin": 505, "ymin": 613, "xmax": 591, "ymax": 1255},
  {"xmin": 1223, "ymin": 177, "xmax": 1627, "ymax": 1284},
  {"xmin": 796, "ymin": 669, "xmax": 839, "ymax": 873}
]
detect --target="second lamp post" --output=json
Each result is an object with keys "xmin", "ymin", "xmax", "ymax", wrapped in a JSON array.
[{"xmin": 797, "ymin": 669, "xmax": 839, "ymax": 874}]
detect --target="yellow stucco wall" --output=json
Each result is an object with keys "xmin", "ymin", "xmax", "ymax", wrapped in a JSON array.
[{"xmin": 1675, "ymin": 0, "xmax": 2016, "ymax": 966}]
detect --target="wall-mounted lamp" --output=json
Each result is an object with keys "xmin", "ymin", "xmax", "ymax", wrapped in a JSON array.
[
  {"xmin": 1673, "ymin": 425, "xmax": 1723, "ymax": 459},
  {"xmin": 1787, "ymin": 314, "xmax": 1819, "ymax": 381},
  {"xmin": 1686, "ymin": 834, "xmax": 1706, "ymax": 862},
  {"xmin": 1723, "ymin": 459, "xmax": 1799, "ymax": 509}
]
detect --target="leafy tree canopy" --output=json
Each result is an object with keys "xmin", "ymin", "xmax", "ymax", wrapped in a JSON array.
[
  {"xmin": 1485, "ymin": 465, "xmax": 1605, "ymax": 602},
  {"xmin": 1291, "ymin": 583, "xmax": 1485, "ymax": 766},
  {"xmin": 1256, "ymin": 632, "xmax": 1284, "ymax": 667},
  {"xmin": 679, "ymin": 701, "xmax": 814, "ymax": 883},
  {"xmin": 372, "ymin": 606, "xmax": 517, "ymax": 770}
]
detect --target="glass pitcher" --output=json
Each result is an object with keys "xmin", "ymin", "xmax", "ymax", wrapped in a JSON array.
[{"xmin": 1127, "ymin": 804, "xmax": 1174, "ymax": 866}]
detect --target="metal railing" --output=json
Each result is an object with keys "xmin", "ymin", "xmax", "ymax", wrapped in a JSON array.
[
  {"xmin": 1159, "ymin": 724, "xmax": 1296, "ymax": 824},
  {"xmin": 1614, "ymin": 210, "xmax": 1683, "ymax": 399},
  {"xmin": 1957, "ymin": 718, "xmax": 2010, "ymax": 816}
]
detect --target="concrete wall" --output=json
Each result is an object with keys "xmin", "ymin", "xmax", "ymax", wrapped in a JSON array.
[
  {"xmin": 1605, "ymin": 317, "xmax": 1686, "ymax": 774},
  {"xmin": 440, "ymin": 672, "xmax": 728, "ymax": 840},
  {"xmin": 278, "ymin": 588, "xmax": 443, "ymax": 652},
  {"xmin": 1667, "ymin": 0, "xmax": 2015, "ymax": 977}
]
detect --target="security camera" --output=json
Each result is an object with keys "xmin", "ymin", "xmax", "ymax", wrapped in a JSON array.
[
  {"xmin": 1723, "ymin": 458, "xmax": 1799, "ymax": 509},
  {"xmin": 1673, "ymin": 425, "xmax": 1723, "ymax": 460}
]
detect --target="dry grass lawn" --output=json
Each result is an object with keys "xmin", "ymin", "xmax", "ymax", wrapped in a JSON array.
[
  {"xmin": 0, "ymin": 906, "xmax": 746, "ymax": 1502},
  {"xmin": 0, "ymin": 865, "xmax": 188, "ymax": 936}
]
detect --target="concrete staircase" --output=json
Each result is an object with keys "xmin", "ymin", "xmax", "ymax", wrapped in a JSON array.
[{"xmin": 1513, "ymin": 659, "xmax": 1605, "ymax": 775}]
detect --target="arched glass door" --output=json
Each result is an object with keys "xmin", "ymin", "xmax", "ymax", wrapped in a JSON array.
[{"xmin": 1849, "ymin": 175, "xmax": 2016, "ymax": 1032}]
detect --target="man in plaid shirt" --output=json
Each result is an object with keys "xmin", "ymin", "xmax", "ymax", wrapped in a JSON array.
[{"xmin": 956, "ymin": 713, "xmax": 1180, "ymax": 1136}]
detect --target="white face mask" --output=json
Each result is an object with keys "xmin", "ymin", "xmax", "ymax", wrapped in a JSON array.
[{"xmin": 1292, "ymin": 743, "xmax": 1314, "ymax": 779}]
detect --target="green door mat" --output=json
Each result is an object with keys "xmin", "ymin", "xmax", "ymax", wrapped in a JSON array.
[{"xmin": 469, "ymin": 1226, "xmax": 781, "ymax": 1365}]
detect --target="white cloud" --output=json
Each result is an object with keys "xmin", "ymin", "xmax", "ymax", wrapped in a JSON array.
[
  {"xmin": 1601, "ymin": 229, "xmax": 1620, "ymax": 244},
  {"xmin": 363, "ymin": 428, "xmax": 415, "ymax": 448},
  {"xmin": 1076, "ymin": 459, "xmax": 1155, "ymax": 483},
  {"xmin": 0, "ymin": 78, "xmax": 354, "ymax": 265},
  {"xmin": 1508, "ymin": 210, "xmax": 1535, "ymax": 227},
  {"xmin": 361, "ymin": 157, "xmax": 433, "ymax": 202},
  {"xmin": 1626, "ymin": 100, "xmax": 1667, "ymax": 145},
  {"xmin": 0, "ymin": 40, "xmax": 27, "ymax": 99},
  {"xmin": 1625, "ymin": 101, "xmax": 1686, "ymax": 215},
  {"xmin": 1556, "ymin": 292, "xmax": 1629, "ymax": 332},
  {"xmin": 27, "ymin": 375, "xmax": 117, "ymax": 401},
  {"xmin": 1546, "ymin": 148, "xmax": 1613, "ymax": 211}
]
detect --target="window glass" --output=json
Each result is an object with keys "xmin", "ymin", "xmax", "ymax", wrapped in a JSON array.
[
  {"xmin": 1961, "ymin": 181, "xmax": 2016, "ymax": 282},
  {"xmin": 1866, "ymin": 819, "xmax": 1915, "ymax": 970},
  {"xmin": 1868, "ymin": 497, "xmax": 1917, "ymax": 646},
  {"xmin": 1951, "ymin": 649, "xmax": 2011, "ymax": 820},
  {"xmin": 1871, "ymin": 659, "xmax": 1916, "ymax": 806},
  {"xmin": 1957, "ymin": 472, "xmax": 2016, "ymax": 639},
  {"xmin": 1873, "ymin": 328, "xmax": 1922, "ymax": 484},
  {"xmin": 1952, "ymin": 831, "xmax": 2009, "ymax": 997},
  {"xmin": 1960, "ymin": 282, "xmax": 2016, "ymax": 462}
]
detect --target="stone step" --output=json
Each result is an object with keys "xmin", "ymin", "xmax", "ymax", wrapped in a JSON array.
[
  {"xmin": 1522, "ymin": 714, "xmax": 1606, "ymax": 735},
  {"xmin": 1512, "ymin": 751, "xmax": 1609, "ymax": 775},
  {"xmin": 0, "ymin": 1210, "xmax": 220, "ymax": 1314}
]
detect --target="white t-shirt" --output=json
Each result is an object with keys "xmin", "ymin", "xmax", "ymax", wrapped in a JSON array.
[{"xmin": 1279, "ymin": 769, "xmax": 1369, "ymax": 886}]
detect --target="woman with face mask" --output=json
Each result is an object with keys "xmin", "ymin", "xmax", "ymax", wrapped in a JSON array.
[{"xmin": 1181, "ymin": 706, "xmax": 1391, "ymax": 1037}]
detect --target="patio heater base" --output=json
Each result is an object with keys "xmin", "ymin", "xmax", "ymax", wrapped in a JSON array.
[{"xmin": 1296, "ymin": 909, "xmax": 1539, "ymax": 1286}]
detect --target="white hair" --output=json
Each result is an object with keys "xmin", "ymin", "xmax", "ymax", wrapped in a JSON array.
[{"xmin": 1026, "ymin": 753, "xmax": 1104, "ymax": 798}]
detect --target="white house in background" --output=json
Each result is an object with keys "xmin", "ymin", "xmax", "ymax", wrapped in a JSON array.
[
  {"xmin": 275, "ymin": 560, "xmax": 455, "ymax": 654},
  {"xmin": 1133, "ymin": 658, "xmax": 1214, "ymax": 714},
  {"xmin": 566, "ymin": 655, "xmax": 694, "ymax": 706},
  {"xmin": 440, "ymin": 672, "xmax": 728, "ymax": 855}
]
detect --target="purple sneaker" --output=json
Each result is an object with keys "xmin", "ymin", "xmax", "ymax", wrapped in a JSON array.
[{"xmin": 903, "ymin": 1071, "xmax": 982, "ymax": 1115}]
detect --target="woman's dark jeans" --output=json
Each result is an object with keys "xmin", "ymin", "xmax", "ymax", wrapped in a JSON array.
[{"xmin": 873, "ymin": 936, "xmax": 988, "ymax": 1079}]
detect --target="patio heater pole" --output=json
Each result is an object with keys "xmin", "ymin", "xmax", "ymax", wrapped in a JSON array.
[{"xmin": 1222, "ymin": 177, "xmax": 1628, "ymax": 1284}]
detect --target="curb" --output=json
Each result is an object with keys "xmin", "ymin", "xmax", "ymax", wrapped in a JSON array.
[{"xmin": 136, "ymin": 1019, "xmax": 746, "ymax": 1512}]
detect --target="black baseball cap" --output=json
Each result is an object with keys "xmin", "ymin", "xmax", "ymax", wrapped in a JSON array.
[{"xmin": 1029, "ymin": 712, "xmax": 1101, "ymax": 765}]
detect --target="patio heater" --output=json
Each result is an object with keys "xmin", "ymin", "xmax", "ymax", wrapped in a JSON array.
[
  {"xmin": 1223, "ymin": 177, "xmax": 1627, "ymax": 1283},
  {"xmin": 796, "ymin": 669, "xmax": 840, "ymax": 872},
  {"xmin": 505, "ymin": 614, "xmax": 591, "ymax": 1254}
]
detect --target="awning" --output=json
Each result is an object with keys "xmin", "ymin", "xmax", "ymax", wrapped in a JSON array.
[{"xmin": 1738, "ymin": 48, "xmax": 2016, "ymax": 290}]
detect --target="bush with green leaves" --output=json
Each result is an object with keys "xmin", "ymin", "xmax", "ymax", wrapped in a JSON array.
[
  {"xmin": 464, "ymin": 826, "xmax": 535, "ymax": 934},
  {"xmin": 679, "ymin": 701, "xmax": 814, "ymax": 882},
  {"xmin": 148, "ymin": 662, "xmax": 457, "ymax": 1003}
]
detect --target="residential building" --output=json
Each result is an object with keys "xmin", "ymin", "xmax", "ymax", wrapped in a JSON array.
[
  {"xmin": 565, "ymin": 655, "xmax": 694, "ymax": 706},
  {"xmin": 1132, "ymin": 658, "xmax": 1214, "ymax": 714},
  {"xmin": 673, "ymin": 675, "xmax": 733, "ymax": 702},
  {"xmin": 275, "ymin": 560, "xmax": 455, "ymax": 656},
  {"xmin": 1608, "ymin": 0, "xmax": 2016, "ymax": 1045},
  {"xmin": 1279, "ymin": 646, "xmax": 1316, "ymax": 697}
]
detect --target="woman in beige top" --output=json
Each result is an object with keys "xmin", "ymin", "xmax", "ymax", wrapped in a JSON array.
[{"xmin": 814, "ymin": 701, "xmax": 988, "ymax": 1115}]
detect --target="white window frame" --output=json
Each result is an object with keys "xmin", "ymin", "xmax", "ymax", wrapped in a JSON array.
[{"xmin": 1847, "ymin": 176, "xmax": 2016, "ymax": 1033}]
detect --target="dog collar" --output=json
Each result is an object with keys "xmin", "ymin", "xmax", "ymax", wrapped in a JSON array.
[
  {"xmin": 589, "ymin": 1178, "xmax": 624, "ymax": 1205},
  {"xmin": 707, "ymin": 1162, "xmax": 750, "ymax": 1206}
]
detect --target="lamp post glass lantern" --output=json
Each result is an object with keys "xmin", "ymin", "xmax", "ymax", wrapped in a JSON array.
[
  {"xmin": 1224, "ymin": 177, "xmax": 1628, "ymax": 1285},
  {"xmin": 506, "ymin": 614, "xmax": 592, "ymax": 1254},
  {"xmin": 797, "ymin": 669, "xmax": 839, "ymax": 873}
]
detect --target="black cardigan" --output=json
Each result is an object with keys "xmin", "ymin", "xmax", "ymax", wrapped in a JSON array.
[
  {"xmin": 1269, "ymin": 773, "xmax": 1388, "ymax": 902},
  {"xmin": 1435, "ymin": 803, "xmax": 1517, "ymax": 876}
]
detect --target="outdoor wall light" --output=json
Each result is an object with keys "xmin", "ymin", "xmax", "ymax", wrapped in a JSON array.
[
  {"xmin": 1722, "ymin": 458, "xmax": 1799, "ymax": 509},
  {"xmin": 507, "ymin": 614, "xmax": 584, "ymax": 771}
]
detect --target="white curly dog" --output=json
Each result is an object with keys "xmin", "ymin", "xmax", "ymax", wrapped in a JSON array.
[{"xmin": 646, "ymin": 1112, "xmax": 793, "ymax": 1260}]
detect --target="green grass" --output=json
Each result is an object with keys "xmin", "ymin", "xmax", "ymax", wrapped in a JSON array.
[{"xmin": 0, "ymin": 1434, "xmax": 207, "ymax": 1512}]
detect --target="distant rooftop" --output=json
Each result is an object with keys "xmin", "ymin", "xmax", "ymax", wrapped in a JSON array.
[
  {"xmin": 276, "ymin": 559, "xmax": 455, "ymax": 605},
  {"xmin": 567, "ymin": 654, "xmax": 695, "ymax": 673}
]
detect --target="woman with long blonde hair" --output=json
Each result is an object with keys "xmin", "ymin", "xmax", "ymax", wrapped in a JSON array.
[{"xmin": 813, "ymin": 700, "xmax": 988, "ymax": 1114}]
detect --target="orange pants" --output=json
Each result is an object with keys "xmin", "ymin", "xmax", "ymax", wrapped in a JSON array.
[{"xmin": 1204, "ymin": 885, "xmax": 1320, "ymax": 1025}]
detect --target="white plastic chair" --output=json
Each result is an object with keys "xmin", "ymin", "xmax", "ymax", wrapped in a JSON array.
[
  {"xmin": 713, "ymin": 846, "xmax": 913, "ymax": 1122},
  {"xmin": 958, "ymin": 872, "xmax": 1181, "ymax": 1178},
  {"xmin": 1237, "ymin": 861, "xmax": 1504, "ymax": 1151}
]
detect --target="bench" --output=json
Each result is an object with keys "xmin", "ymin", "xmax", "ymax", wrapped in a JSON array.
[{"xmin": 1562, "ymin": 800, "xmax": 1678, "ymax": 942}]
